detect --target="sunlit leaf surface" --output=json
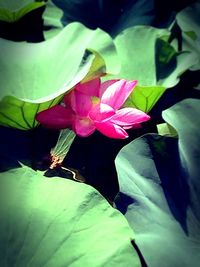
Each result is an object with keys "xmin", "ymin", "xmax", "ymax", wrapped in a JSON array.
[
  {"xmin": 110, "ymin": 26, "xmax": 169, "ymax": 86},
  {"xmin": 115, "ymin": 98, "xmax": 200, "ymax": 267},
  {"xmin": 0, "ymin": 21, "xmax": 119, "ymax": 129},
  {"xmin": 0, "ymin": 22, "xmax": 118, "ymax": 103},
  {"xmin": 0, "ymin": 0, "xmax": 34, "ymax": 12},
  {"xmin": 176, "ymin": 1, "xmax": 200, "ymax": 70},
  {"xmin": 0, "ymin": 166, "xmax": 141, "ymax": 267},
  {"xmin": 124, "ymin": 85, "xmax": 166, "ymax": 112},
  {"xmin": 0, "ymin": 1, "xmax": 45, "ymax": 22},
  {"xmin": 0, "ymin": 95, "xmax": 62, "ymax": 130}
]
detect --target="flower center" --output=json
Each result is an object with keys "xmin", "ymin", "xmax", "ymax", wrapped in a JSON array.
[
  {"xmin": 80, "ymin": 117, "xmax": 92, "ymax": 126},
  {"xmin": 91, "ymin": 96, "xmax": 100, "ymax": 105}
]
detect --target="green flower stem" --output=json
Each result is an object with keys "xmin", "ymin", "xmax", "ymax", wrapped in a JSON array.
[{"xmin": 50, "ymin": 128, "xmax": 76, "ymax": 169}]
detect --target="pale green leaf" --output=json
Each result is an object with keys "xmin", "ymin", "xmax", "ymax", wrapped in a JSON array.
[
  {"xmin": 157, "ymin": 122, "xmax": 178, "ymax": 137},
  {"xmin": 115, "ymin": 99, "xmax": 200, "ymax": 267},
  {"xmin": 176, "ymin": 2, "xmax": 200, "ymax": 70},
  {"xmin": 0, "ymin": 0, "xmax": 34, "ymax": 12},
  {"xmin": 103, "ymin": 24, "xmax": 197, "ymax": 90},
  {"xmin": 0, "ymin": 22, "xmax": 119, "ymax": 103},
  {"xmin": 0, "ymin": 95, "xmax": 63, "ymax": 130},
  {"xmin": 0, "ymin": 166, "xmax": 141, "ymax": 267},
  {"xmin": 105, "ymin": 26, "xmax": 169, "ymax": 86},
  {"xmin": 81, "ymin": 49, "xmax": 106, "ymax": 83},
  {"xmin": 155, "ymin": 38, "xmax": 178, "ymax": 81},
  {"xmin": 0, "ymin": 22, "xmax": 119, "ymax": 129},
  {"xmin": 43, "ymin": 0, "xmax": 63, "ymax": 32},
  {"xmin": 157, "ymin": 51, "xmax": 198, "ymax": 87},
  {"xmin": 124, "ymin": 85, "xmax": 166, "ymax": 112},
  {"xmin": 0, "ymin": 1, "xmax": 45, "ymax": 22}
]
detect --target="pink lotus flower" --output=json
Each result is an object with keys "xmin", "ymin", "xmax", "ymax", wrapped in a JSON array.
[{"xmin": 36, "ymin": 78, "xmax": 150, "ymax": 139}]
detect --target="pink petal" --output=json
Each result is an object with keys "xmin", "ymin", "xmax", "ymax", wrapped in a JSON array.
[
  {"xmin": 99, "ymin": 79, "xmax": 119, "ymax": 98},
  {"xmin": 89, "ymin": 103, "xmax": 115, "ymax": 122},
  {"xmin": 95, "ymin": 121, "xmax": 128, "ymax": 139},
  {"xmin": 70, "ymin": 90, "xmax": 93, "ymax": 117},
  {"xmin": 64, "ymin": 90, "xmax": 73, "ymax": 107},
  {"xmin": 124, "ymin": 123, "xmax": 141, "ymax": 129},
  {"xmin": 36, "ymin": 105, "xmax": 74, "ymax": 129},
  {"xmin": 73, "ymin": 117, "xmax": 95, "ymax": 137},
  {"xmin": 101, "ymin": 79, "xmax": 137, "ymax": 110},
  {"xmin": 75, "ymin": 78, "xmax": 101, "ymax": 96},
  {"xmin": 110, "ymin": 107, "xmax": 150, "ymax": 126}
]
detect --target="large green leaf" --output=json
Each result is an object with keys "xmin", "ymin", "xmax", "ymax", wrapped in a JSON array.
[
  {"xmin": 101, "ymin": 26, "xmax": 169, "ymax": 113},
  {"xmin": 115, "ymin": 98, "xmax": 200, "ymax": 266},
  {"xmin": 0, "ymin": 166, "xmax": 141, "ymax": 267},
  {"xmin": 157, "ymin": 50, "xmax": 197, "ymax": 87},
  {"xmin": 0, "ymin": 1, "xmax": 45, "ymax": 22},
  {"xmin": 0, "ymin": 22, "xmax": 118, "ymax": 103},
  {"xmin": 0, "ymin": 22, "xmax": 119, "ymax": 129},
  {"xmin": 0, "ymin": 0, "xmax": 34, "ymax": 12},
  {"xmin": 156, "ymin": 122, "xmax": 178, "ymax": 137},
  {"xmin": 109, "ymin": 26, "xmax": 169, "ymax": 86},
  {"xmin": 0, "ymin": 95, "xmax": 63, "ymax": 130},
  {"xmin": 155, "ymin": 37, "xmax": 178, "ymax": 81},
  {"xmin": 124, "ymin": 85, "xmax": 166, "ymax": 112},
  {"xmin": 110, "ymin": 25, "xmax": 196, "ymax": 89},
  {"xmin": 176, "ymin": 1, "xmax": 200, "ymax": 70},
  {"xmin": 43, "ymin": 0, "xmax": 63, "ymax": 39},
  {"xmin": 103, "ymin": 24, "xmax": 197, "ymax": 112}
]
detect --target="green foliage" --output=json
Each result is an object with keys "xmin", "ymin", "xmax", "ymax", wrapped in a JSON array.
[
  {"xmin": 184, "ymin": 31, "xmax": 197, "ymax": 41},
  {"xmin": 103, "ymin": 16, "xmax": 200, "ymax": 112},
  {"xmin": 0, "ymin": 95, "xmax": 62, "ymax": 130},
  {"xmin": 0, "ymin": 166, "xmax": 141, "ymax": 267},
  {"xmin": 111, "ymin": 26, "xmax": 169, "ymax": 86},
  {"xmin": 0, "ymin": 1, "xmax": 45, "ymax": 22},
  {"xmin": 115, "ymin": 98, "xmax": 200, "ymax": 267},
  {"xmin": 157, "ymin": 122, "xmax": 178, "ymax": 137},
  {"xmin": 0, "ymin": 22, "xmax": 118, "ymax": 102},
  {"xmin": 0, "ymin": 22, "xmax": 119, "ymax": 129},
  {"xmin": 103, "ymin": 25, "xmax": 190, "ymax": 113},
  {"xmin": 0, "ymin": 1, "xmax": 36, "ymax": 12},
  {"xmin": 157, "ymin": 51, "xmax": 197, "ymax": 87},
  {"xmin": 43, "ymin": 0, "xmax": 63, "ymax": 39},
  {"xmin": 176, "ymin": 1, "xmax": 200, "ymax": 70},
  {"xmin": 124, "ymin": 85, "xmax": 166, "ymax": 112},
  {"xmin": 155, "ymin": 38, "xmax": 178, "ymax": 80},
  {"xmin": 81, "ymin": 49, "xmax": 106, "ymax": 83}
]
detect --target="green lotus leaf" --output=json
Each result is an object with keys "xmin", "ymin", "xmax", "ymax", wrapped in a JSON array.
[
  {"xmin": 0, "ymin": 22, "xmax": 119, "ymax": 103},
  {"xmin": 156, "ymin": 122, "xmax": 178, "ymax": 137},
  {"xmin": 43, "ymin": 0, "xmax": 63, "ymax": 39},
  {"xmin": 110, "ymin": 26, "xmax": 169, "ymax": 86},
  {"xmin": 176, "ymin": 1, "xmax": 200, "ymax": 70},
  {"xmin": 157, "ymin": 50, "xmax": 197, "ymax": 87},
  {"xmin": 0, "ymin": 22, "xmax": 119, "ymax": 129},
  {"xmin": 155, "ymin": 38, "xmax": 178, "ymax": 81},
  {"xmin": 124, "ymin": 85, "xmax": 166, "ymax": 112},
  {"xmin": 115, "ymin": 98, "xmax": 200, "ymax": 267},
  {"xmin": 0, "ymin": 0, "xmax": 34, "ymax": 12},
  {"xmin": 0, "ymin": 165, "xmax": 141, "ymax": 267},
  {"xmin": 0, "ymin": 0, "xmax": 45, "ymax": 22},
  {"xmin": 103, "ymin": 24, "xmax": 197, "ymax": 92},
  {"xmin": 102, "ymin": 25, "xmax": 195, "ymax": 113},
  {"xmin": 0, "ymin": 95, "xmax": 63, "ymax": 130}
]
